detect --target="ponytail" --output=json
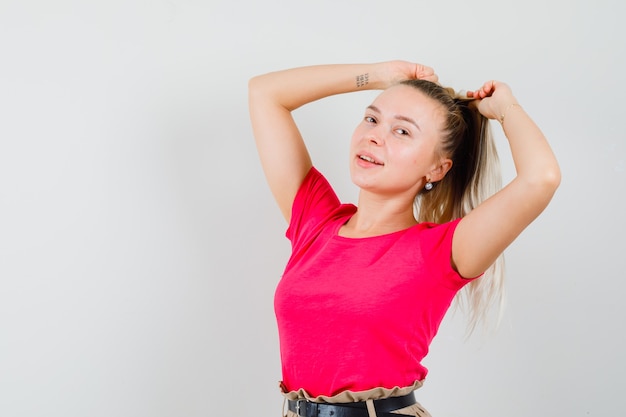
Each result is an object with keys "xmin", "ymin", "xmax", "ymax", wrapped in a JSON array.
[
  {"xmin": 452, "ymin": 102, "xmax": 505, "ymax": 336},
  {"xmin": 402, "ymin": 80, "xmax": 505, "ymax": 334}
]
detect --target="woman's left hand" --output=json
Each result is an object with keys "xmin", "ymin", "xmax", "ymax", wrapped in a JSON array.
[{"xmin": 467, "ymin": 80, "xmax": 518, "ymax": 122}]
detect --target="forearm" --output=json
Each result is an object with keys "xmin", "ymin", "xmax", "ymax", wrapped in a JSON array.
[{"xmin": 248, "ymin": 63, "xmax": 387, "ymax": 111}]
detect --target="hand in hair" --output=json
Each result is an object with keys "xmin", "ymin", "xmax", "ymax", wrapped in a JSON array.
[
  {"xmin": 377, "ymin": 60, "xmax": 439, "ymax": 87},
  {"xmin": 467, "ymin": 80, "xmax": 518, "ymax": 122}
]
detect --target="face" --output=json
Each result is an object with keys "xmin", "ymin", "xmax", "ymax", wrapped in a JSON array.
[{"xmin": 349, "ymin": 84, "xmax": 451, "ymax": 197}]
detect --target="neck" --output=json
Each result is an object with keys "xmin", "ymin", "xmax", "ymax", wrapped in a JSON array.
[{"xmin": 340, "ymin": 193, "xmax": 417, "ymax": 238}]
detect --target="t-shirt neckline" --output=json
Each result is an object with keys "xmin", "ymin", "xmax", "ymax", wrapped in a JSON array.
[{"xmin": 333, "ymin": 209, "xmax": 422, "ymax": 241}]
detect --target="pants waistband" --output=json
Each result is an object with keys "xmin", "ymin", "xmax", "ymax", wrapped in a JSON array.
[{"xmin": 287, "ymin": 392, "xmax": 416, "ymax": 417}]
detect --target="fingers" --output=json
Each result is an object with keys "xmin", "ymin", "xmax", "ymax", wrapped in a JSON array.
[
  {"xmin": 467, "ymin": 80, "xmax": 498, "ymax": 99},
  {"xmin": 422, "ymin": 73, "xmax": 439, "ymax": 83},
  {"xmin": 415, "ymin": 64, "xmax": 438, "ymax": 83},
  {"xmin": 415, "ymin": 64, "xmax": 434, "ymax": 77},
  {"xmin": 476, "ymin": 80, "xmax": 496, "ymax": 98}
]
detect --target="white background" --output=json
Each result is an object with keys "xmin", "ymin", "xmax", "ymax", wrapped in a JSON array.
[{"xmin": 1, "ymin": 1, "xmax": 624, "ymax": 416}]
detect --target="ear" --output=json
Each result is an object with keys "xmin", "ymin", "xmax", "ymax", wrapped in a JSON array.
[{"xmin": 429, "ymin": 158, "xmax": 453, "ymax": 182}]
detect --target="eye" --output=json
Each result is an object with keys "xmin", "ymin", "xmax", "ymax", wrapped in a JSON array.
[
  {"xmin": 394, "ymin": 128, "xmax": 410, "ymax": 136},
  {"xmin": 364, "ymin": 116, "xmax": 377, "ymax": 124}
]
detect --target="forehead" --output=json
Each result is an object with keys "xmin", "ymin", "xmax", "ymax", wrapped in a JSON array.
[{"xmin": 371, "ymin": 84, "xmax": 446, "ymax": 128}]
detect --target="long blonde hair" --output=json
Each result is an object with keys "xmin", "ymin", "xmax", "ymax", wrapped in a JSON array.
[{"xmin": 401, "ymin": 79, "xmax": 505, "ymax": 335}]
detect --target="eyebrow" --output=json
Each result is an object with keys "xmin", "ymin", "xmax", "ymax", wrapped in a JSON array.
[{"xmin": 366, "ymin": 105, "xmax": 421, "ymax": 131}]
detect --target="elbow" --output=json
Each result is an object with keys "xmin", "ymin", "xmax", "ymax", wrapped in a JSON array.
[
  {"xmin": 544, "ymin": 159, "xmax": 562, "ymax": 192},
  {"xmin": 532, "ymin": 153, "xmax": 562, "ymax": 191},
  {"xmin": 248, "ymin": 76, "xmax": 262, "ymax": 99},
  {"xmin": 248, "ymin": 74, "xmax": 274, "ymax": 100},
  {"xmin": 533, "ymin": 162, "xmax": 561, "ymax": 191},
  {"xmin": 248, "ymin": 74, "xmax": 264, "ymax": 89},
  {"xmin": 526, "ymin": 164, "xmax": 561, "ymax": 197},
  {"xmin": 547, "ymin": 166, "xmax": 562, "ymax": 191},
  {"xmin": 248, "ymin": 75, "xmax": 288, "ymax": 110},
  {"xmin": 517, "ymin": 162, "xmax": 561, "ymax": 196}
]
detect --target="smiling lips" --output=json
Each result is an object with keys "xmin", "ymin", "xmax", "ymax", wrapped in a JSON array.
[{"xmin": 358, "ymin": 154, "xmax": 384, "ymax": 166}]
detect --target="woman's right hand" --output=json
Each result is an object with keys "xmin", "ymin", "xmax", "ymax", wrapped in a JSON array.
[{"xmin": 376, "ymin": 60, "xmax": 439, "ymax": 88}]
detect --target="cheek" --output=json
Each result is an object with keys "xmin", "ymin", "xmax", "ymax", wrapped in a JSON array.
[
  {"xmin": 349, "ymin": 127, "xmax": 363, "ymax": 146},
  {"xmin": 395, "ymin": 146, "xmax": 423, "ymax": 166}
]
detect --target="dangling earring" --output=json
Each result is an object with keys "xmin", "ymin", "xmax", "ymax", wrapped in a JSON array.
[{"xmin": 425, "ymin": 181, "xmax": 433, "ymax": 191}]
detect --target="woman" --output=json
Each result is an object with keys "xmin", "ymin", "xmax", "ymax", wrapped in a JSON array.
[{"xmin": 248, "ymin": 61, "xmax": 560, "ymax": 417}]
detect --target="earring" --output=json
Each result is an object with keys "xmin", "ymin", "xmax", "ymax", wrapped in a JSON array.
[{"xmin": 425, "ymin": 181, "xmax": 433, "ymax": 191}]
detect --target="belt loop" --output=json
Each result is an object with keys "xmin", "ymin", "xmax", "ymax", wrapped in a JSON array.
[{"xmin": 366, "ymin": 399, "xmax": 378, "ymax": 417}]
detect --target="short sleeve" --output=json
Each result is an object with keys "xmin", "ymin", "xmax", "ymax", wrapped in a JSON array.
[
  {"xmin": 419, "ymin": 218, "xmax": 482, "ymax": 290},
  {"xmin": 286, "ymin": 167, "xmax": 341, "ymax": 246}
]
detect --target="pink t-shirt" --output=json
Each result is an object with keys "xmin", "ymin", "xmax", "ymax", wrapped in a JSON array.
[{"xmin": 275, "ymin": 167, "xmax": 475, "ymax": 398}]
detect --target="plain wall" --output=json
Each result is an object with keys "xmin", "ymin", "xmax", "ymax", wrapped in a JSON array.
[{"xmin": 1, "ymin": 1, "xmax": 624, "ymax": 416}]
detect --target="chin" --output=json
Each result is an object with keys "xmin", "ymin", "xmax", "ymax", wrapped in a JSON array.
[{"xmin": 350, "ymin": 173, "xmax": 377, "ymax": 191}]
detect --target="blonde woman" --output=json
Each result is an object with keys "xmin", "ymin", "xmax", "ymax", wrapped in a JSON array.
[{"xmin": 248, "ymin": 61, "xmax": 560, "ymax": 417}]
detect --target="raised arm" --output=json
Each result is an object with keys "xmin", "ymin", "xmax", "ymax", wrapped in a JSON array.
[
  {"xmin": 248, "ymin": 62, "xmax": 438, "ymax": 222},
  {"xmin": 452, "ymin": 81, "xmax": 561, "ymax": 278}
]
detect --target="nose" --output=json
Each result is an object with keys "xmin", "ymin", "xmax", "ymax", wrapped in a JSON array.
[{"xmin": 366, "ymin": 126, "xmax": 385, "ymax": 145}]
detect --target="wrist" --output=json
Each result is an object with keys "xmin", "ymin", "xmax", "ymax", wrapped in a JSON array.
[
  {"xmin": 354, "ymin": 63, "xmax": 388, "ymax": 90},
  {"xmin": 498, "ymin": 102, "xmax": 521, "ymax": 125}
]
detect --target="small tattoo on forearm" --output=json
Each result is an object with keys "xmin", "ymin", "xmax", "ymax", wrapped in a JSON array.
[{"xmin": 356, "ymin": 73, "xmax": 369, "ymax": 88}]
